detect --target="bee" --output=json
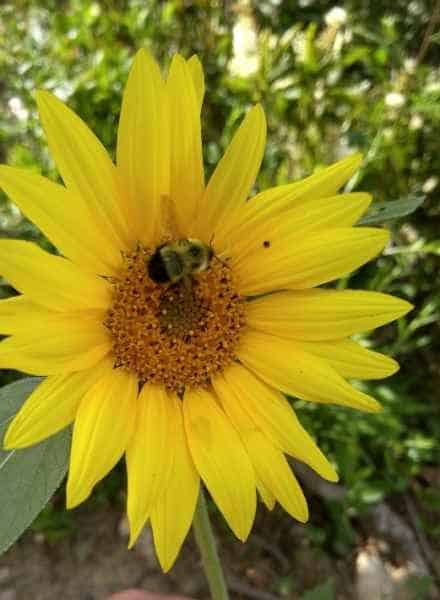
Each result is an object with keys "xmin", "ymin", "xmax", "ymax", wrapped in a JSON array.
[{"xmin": 148, "ymin": 239, "xmax": 214, "ymax": 285}]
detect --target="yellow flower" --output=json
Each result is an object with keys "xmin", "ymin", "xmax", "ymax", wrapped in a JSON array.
[{"xmin": 0, "ymin": 50, "xmax": 411, "ymax": 571}]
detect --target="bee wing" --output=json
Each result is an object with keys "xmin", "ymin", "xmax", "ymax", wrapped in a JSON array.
[{"xmin": 159, "ymin": 194, "xmax": 186, "ymax": 239}]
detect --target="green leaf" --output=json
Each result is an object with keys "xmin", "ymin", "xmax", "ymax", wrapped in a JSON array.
[
  {"xmin": 404, "ymin": 575, "xmax": 433, "ymax": 599},
  {"xmin": 358, "ymin": 196, "xmax": 425, "ymax": 225},
  {"xmin": 301, "ymin": 580, "xmax": 335, "ymax": 600},
  {"xmin": 0, "ymin": 378, "xmax": 71, "ymax": 554},
  {"xmin": 430, "ymin": 31, "xmax": 440, "ymax": 45}
]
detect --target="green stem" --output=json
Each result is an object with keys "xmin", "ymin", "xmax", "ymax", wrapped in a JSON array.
[{"xmin": 192, "ymin": 489, "xmax": 230, "ymax": 600}]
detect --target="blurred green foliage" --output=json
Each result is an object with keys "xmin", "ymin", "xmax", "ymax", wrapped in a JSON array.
[{"xmin": 0, "ymin": 0, "xmax": 439, "ymax": 555}]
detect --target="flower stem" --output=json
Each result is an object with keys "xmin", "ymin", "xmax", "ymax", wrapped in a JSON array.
[{"xmin": 192, "ymin": 489, "xmax": 230, "ymax": 600}]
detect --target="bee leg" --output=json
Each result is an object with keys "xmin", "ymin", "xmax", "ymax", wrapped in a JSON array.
[
  {"xmin": 100, "ymin": 274, "xmax": 121, "ymax": 283},
  {"xmin": 214, "ymin": 254, "xmax": 231, "ymax": 269},
  {"xmin": 182, "ymin": 275, "xmax": 193, "ymax": 294}
]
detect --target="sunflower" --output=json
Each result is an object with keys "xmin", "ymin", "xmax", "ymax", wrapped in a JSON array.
[{"xmin": 0, "ymin": 50, "xmax": 411, "ymax": 571}]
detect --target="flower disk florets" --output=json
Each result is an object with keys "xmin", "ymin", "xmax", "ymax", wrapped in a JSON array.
[{"xmin": 104, "ymin": 243, "xmax": 246, "ymax": 392}]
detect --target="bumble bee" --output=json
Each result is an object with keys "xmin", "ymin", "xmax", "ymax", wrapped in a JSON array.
[{"xmin": 148, "ymin": 239, "xmax": 214, "ymax": 284}]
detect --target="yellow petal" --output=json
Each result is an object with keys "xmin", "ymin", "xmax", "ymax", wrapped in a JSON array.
[
  {"xmin": 212, "ymin": 372, "xmax": 308, "ymax": 521},
  {"xmin": 230, "ymin": 153, "xmax": 362, "ymax": 233},
  {"xmin": 238, "ymin": 330, "xmax": 382, "ymax": 412},
  {"xmin": 4, "ymin": 358, "xmax": 112, "ymax": 449},
  {"xmin": 183, "ymin": 388, "xmax": 256, "ymax": 541},
  {"xmin": 223, "ymin": 192, "xmax": 371, "ymax": 259},
  {"xmin": 117, "ymin": 49, "xmax": 167, "ymax": 244},
  {"xmin": 126, "ymin": 384, "xmax": 177, "ymax": 547},
  {"xmin": 246, "ymin": 289, "xmax": 413, "ymax": 341},
  {"xmin": 198, "ymin": 104, "xmax": 266, "ymax": 242},
  {"xmin": 247, "ymin": 433, "xmax": 308, "ymax": 522},
  {"xmin": 0, "ymin": 296, "xmax": 48, "ymax": 335},
  {"xmin": 213, "ymin": 364, "xmax": 338, "ymax": 482},
  {"xmin": 0, "ymin": 240, "xmax": 110, "ymax": 311},
  {"xmin": 36, "ymin": 91, "xmax": 130, "ymax": 249},
  {"xmin": 234, "ymin": 227, "xmax": 389, "ymax": 295},
  {"xmin": 187, "ymin": 55, "xmax": 205, "ymax": 111},
  {"xmin": 150, "ymin": 394, "xmax": 200, "ymax": 572},
  {"xmin": 167, "ymin": 54, "xmax": 204, "ymax": 236},
  {"xmin": 297, "ymin": 339, "xmax": 399, "ymax": 380},
  {"xmin": 0, "ymin": 166, "xmax": 121, "ymax": 276},
  {"xmin": 0, "ymin": 303, "xmax": 104, "ymax": 336},
  {"xmin": 212, "ymin": 364, "xmax": 338, "ymax": 481},
  {"xmin": 256, "ymin": 478, "xmax": 276, "ymax": 510},
  {"xmin": 66, "ymin": 368, "xmax": 138, "ymax": 508},
  {"xmin": 0, "ymin": 313, "xmax": 110, "ymax": 375}
]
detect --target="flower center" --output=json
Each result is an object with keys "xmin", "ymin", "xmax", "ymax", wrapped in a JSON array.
[{"xmin": 103, "ymin": 243, "xmax": 246, "ymax": 393}]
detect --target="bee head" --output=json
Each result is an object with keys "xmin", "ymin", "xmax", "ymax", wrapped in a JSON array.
[{"xmin": 186, "ymin": 239, "xmax": 214, "ymax": 272}]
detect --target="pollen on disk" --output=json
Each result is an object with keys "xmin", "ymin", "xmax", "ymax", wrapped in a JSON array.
[{"xmin": 103, "ymin": 242, "xmax": 246, "ymax": 392}]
